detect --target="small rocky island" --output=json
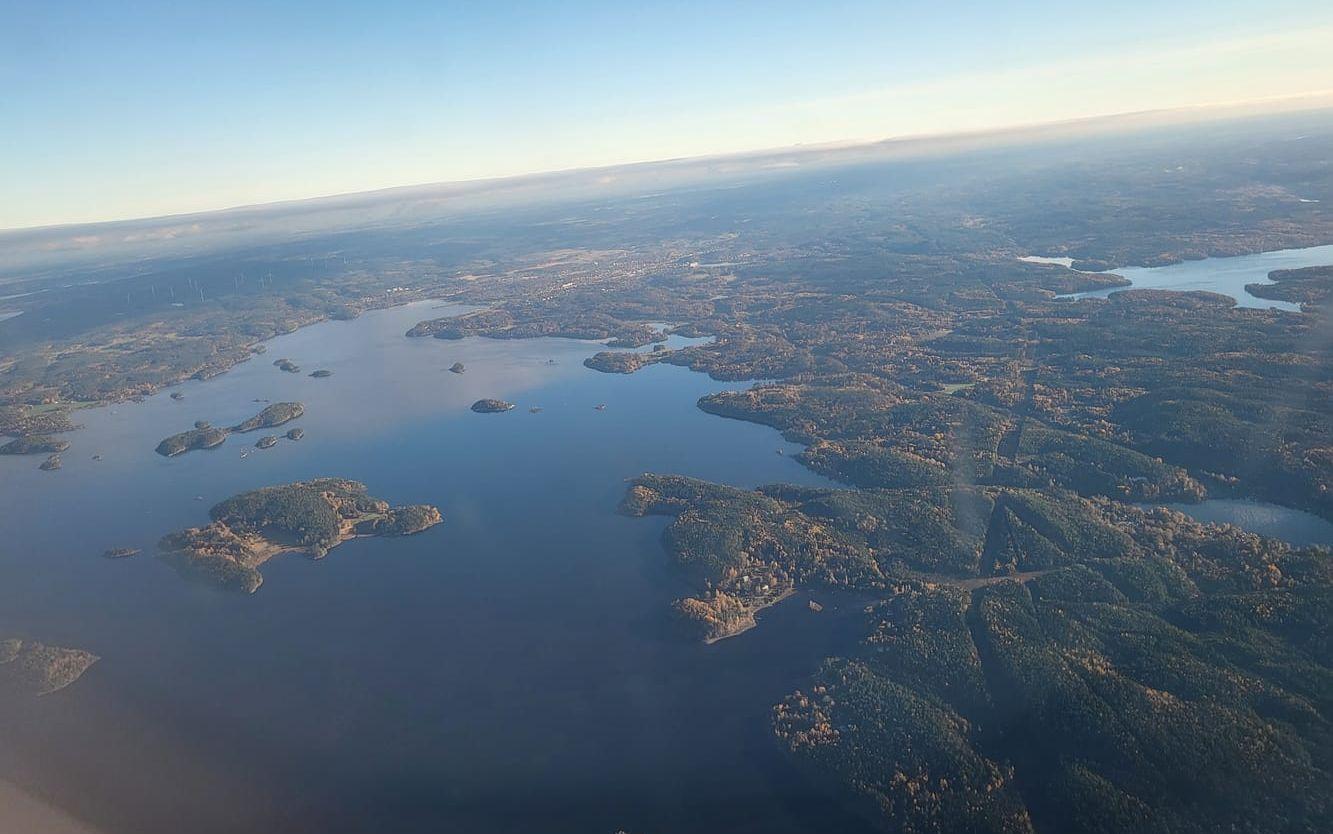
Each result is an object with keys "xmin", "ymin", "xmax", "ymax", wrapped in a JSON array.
[
  {"xmin": 449, "ymin": 362, "xmax": 466, "ymax": 374},
  {"xmin": 583, "ymin": 351, "xmax": 654, "ymax": 374},
  {"xmin": 0, "ymin": 638, "xmax": 99, "ymax": 695},
  {"xmin": 157, "ymin": 478, "xmax": 442, "ymax": 593},
  {"xmin": 156, "ymin": 425, "xmax": 229, "ymax": 457},
  {"xmin": 470, "ymin": 399, "xmax": 514, "ymax": 413},
  {"xmin": 273, "ymin": 358, "xmax": 301, "ymax": 373},
  {"xmin": 155, "ymin": 404, "xmax": 305, "ymax": 456},
  {"xmin": 309, "ymin": 369, "xmax": 333, "ymax": 378},
  {"xmin": 255, "ymin": 435, "xmax": 278, "ymax": 449},
  {"xmin": 101, "ymin": 547, "xmax": 140, "ymax": 559},
  {"xmin": 38, "ymin": 454, "xmax": 62, "ymax": 471},
  {"xmin": 232, "ymin": 401, "xmax": 304, "ymax": 432},
  {"xmin": 0, "ymin": 435, "xmax": 71, "ymax": 455},
  {"xmin": 285, "ymin": 427, "xmax": 304, "ymax": 441}
]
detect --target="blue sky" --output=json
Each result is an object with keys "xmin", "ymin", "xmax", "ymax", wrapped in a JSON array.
[{"xmin": 3, "ymin": 1, "xmax": 1332, "ymax": 228}]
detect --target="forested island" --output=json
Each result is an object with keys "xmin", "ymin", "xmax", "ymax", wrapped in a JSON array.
[
  {"xmin": 232, "ymin": 401, "xmax": 304, "ymax": 432},
  {"xmin": 583, "ymin": 351, "xmax": 653, "ymax": 374},
  {"xmin": 155, "ymin": 425, "xmax": 229, "ymax": 456},
  {"xmin": 0, "ymin": 639, "xmax": 98, "ymax": 696},
  {"xmin": 470, "ymin": 399, "xmax": 514, "ymax": 413},
  {"xmin": 156, "ymin": 478, "xmax": 441, "ymax": 593},
  {"xmin": 153, "ymin": 402, "xmax": 304, "ymax": 456}
]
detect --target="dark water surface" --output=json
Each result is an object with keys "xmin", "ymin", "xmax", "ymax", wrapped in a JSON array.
[{"xmin": 0, "ymin": 301, "xmax": 872, "ymax": 834}]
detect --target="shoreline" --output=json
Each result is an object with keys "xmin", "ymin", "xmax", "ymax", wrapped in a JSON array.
[
  {"xmin": 702, "ymin": 587, "xmax": 797, "ymax": 645},
  {"xmin": 0, "ymin": 290, "xmax": 462, "ymax": 443}
]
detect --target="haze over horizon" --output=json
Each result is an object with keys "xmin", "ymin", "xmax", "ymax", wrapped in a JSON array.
[
  {"xmin": 5, "ymin": 1, "xmax": 1333, "ymax": 229},
  {"xmin": 6, "ymin": 92, "xmax": 1332, "ymax": 240}
]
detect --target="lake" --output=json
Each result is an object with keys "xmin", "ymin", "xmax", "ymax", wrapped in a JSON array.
[
  {"xmin": 1056, "ymin": 243, "xmax": 1333, "ymax": 310},
  {"xmin": 0, "ymin": 300, "xmax": 871, "ymax": 834},
  {"xmin": 2, "ymin": 295, "xmax": 1329, "ymax": 834},
  {"xmin": 1160, "ymin": 499, "xmax": 1333, "ymax": 548}
]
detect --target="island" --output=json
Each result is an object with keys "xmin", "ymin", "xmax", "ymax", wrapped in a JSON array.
[
  {"xmin": 583, "ymin": 351, "xmax": 653, "ymax": 374},
  {"xmin": 285, "ymin": 427, "xmax": 304, "ymax": 441},
  {"xmin": 231, "ymin": 401, "xmax": 304, "ymax": 432},
  {"xmin": 0, "ymin": 639, "xmax": 99, "ymax": 695},
  {"xmin": 101, "ymin": 547, "xmax": 140, "ymax": 559},
  {"xmin": 155, "ymin": 425, "xmax": 229, "ymax": 456},
  {"xmin": 273, "ymin": 358, "xmax": 301, "ymax": 373},
  {"xmin": 38, "ymin": 454, "xmax": 62, "ymax": 471},
  {"xmin": 309, "ymin": 369, "xmax": 333, "ymax": 378},
  {"xmin": 470, "ymin": 399, "xmax": 514, "ymax": 413},
  {"xmin": 153, "ymin": 405, "xmax": 302, "ymax": 455},
  {"xmin": 0, "ymin": 435, "xmax": 71, "ymax": 455},
  {"xmin": 156, "ymin": 478, "xmax": 442, "ymax": 593},
  {"xmin": 170, "ymin": 391, "xmax": 185, "ymax": 400},
  {"xmin": 449, "ymin": 362, "xmax": 466, "ymax": 374},
  {"xmin": 255, "ymin": 435, "xmax": 278, "ymax": 449}
]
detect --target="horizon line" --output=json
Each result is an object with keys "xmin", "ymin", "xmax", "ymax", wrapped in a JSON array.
[{"xmin": 7, "ymin": 91, "xmax": 1333, "ymax": 237}]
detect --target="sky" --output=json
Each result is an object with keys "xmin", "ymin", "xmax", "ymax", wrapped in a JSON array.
[{"xmin": 3, "ymin": 0, "xmax": 1333, "ymax": 229}]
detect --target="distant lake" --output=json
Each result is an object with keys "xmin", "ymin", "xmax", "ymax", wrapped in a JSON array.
[
  {"xmin": 1055, "ymin": 243, "xmax": 1333, "ymax": 310},
  {"xmin": 1159, "ymin": 499, "xmax": 1333, "ymax": 549},
  {"xmin": 0, "ymin": 301, "xmax": 872, "ymax": 834}
]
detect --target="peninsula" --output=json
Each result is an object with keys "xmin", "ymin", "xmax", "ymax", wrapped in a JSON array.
[{"xmin": 0, "ymin": 436, "xmax": 70, "ymax": 455}]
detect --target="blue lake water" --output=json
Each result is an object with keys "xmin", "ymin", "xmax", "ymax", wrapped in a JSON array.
[
  {"xmin": 3, "ymin": 296, "xmax": 1330, "ymax": 834},
  {"xmin": 0, "ymin": 301, "xmax": 876, "ymax": 834},
  {"xmin": 1059, "ymin": 244, "xmax": 1333, "ymax": 310}
]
